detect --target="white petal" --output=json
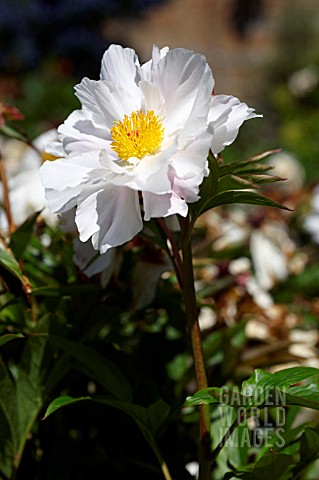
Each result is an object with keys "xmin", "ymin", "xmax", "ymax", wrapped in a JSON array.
[
  {"xmin": 133, "ymin": 147, "xmax": 173, "ymax": 194},
  {"xmin": 58, "ymin": 109, "xmax": 109, "ymax": 156},
  {"xmin": 170, "ymin": 171, "xmax": 203, "ymax": 203},
  {"xmin": 99, "ymin": 145, "xmax": 174, "ymax": 195},
  {"xmin": 39, "ymin": 153, "xmax": 102, "ymax": 213},
  {"xmin": 40, "ymin": 153, "xmax": 99, "ymax": 191},
  {"xmin": 75, "ymin": 78, "xmax": 140, "ymax": 129},
  {"xmin": 46, "ymin": 141, "xmax": 64, "ymax": 158},
  {"xmin": 178, "ymin": 63, "xmax": 214, "ymax": 146},
  {"xmin": 33, "ymin": 128, "xmax": 58, "ymax": 151},
  {"xmin": 73, "ymin": 237, "xmax": 115, "ymax": 278},
  {"xmin": 152, "ymin": 48, "xmax": 214, "ymax": 135},
  {"xmin": 100, "ymin": 44, "xmax": 141, "ymax": 93},
  {"xmin": 171, "ymin": 132, "xmax": 211, "ymax": 179},
  {"xmin": 208, "ymin": 95, "xmax": 262, "ymax": 155},
  {"xmin": 45, "ymin": 187, "xmax": 81, "ymax": 213},
  {"xmin": 139, "ymin": 81, "xmax": 166, "ymax": 119},
  {"xmin": 143, "ymin": 191, "xmax": 187, "ymax": 220},
  {"xmin": 75, "ymin": 184, "xmax": 143, "ymax": 253},
  {"xmin": 141, "ymin": 45, "xmax": 170, "ymax": 80}
]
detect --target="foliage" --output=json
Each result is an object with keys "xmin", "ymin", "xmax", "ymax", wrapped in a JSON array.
[{"xmin": 0, "ymin": 121, "xmax": 319, "ymax": 480}]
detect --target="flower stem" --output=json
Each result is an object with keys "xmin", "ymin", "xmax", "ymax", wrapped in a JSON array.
[
  {"xmin": 152, "ymin": 441, "xmax": 173, "ymax": 480},
  {"xmin": 156, "ymin": 218, "xmax": 183, "ymax": 288},
  {"xmin": 179, "ymin": 215, "xmax": 212, "ymax": 480},
  {"xmin": 0, "ymin": 149, "xmax": 15, "ymax": 234}
]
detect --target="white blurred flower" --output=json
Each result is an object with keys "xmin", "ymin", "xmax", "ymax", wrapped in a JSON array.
[
  {"xmin": 267, "ymin": 151, "xmax": 305, "ymax": 192},
  {"xmin": 198, "ymin": 306, "xmax": 217, "ymax": 330},
  {"xmin": 0, "ymin": 129, "xmax": 58, "ymax": 231},
  {"xmin": 185, "ymin": 461, "xmax": 199, "ymax": 478},
  {"xmin": 40, "ymin": 44, "xmax": 260, "ymax": 254},
  {"xmin": 288, "ymin": 65, "xmax": 319, "ymax": 98},
  {"xmin": 304, "ymin": 185, "xmax": 319, "ymax": 244},
  {"xmin": 250, "ymin": 227, "xmax": 289, "ymax": 291},
  {"xmin": 206, "ymin": 208, "xmax": 296, "ymax": 291}
]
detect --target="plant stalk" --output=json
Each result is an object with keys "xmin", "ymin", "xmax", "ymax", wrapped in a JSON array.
[
  {"xmin": 0, "ymin": 149, "xmax": 15, "ymax": 234},
  {"xmin": 179, "ymin": 215, "xmax": 212, "ymax": 480}
]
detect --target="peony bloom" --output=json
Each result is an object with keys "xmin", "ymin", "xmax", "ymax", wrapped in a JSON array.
[
  {"xmin": 40, "ymin": 44, "xmax": 260, "ymax": 253},
  {"xmin": 0, "ymin": 129, "xmax": 58, "ymax": 231}
]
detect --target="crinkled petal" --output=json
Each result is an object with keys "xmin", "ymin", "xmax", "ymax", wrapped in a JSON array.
[
  {"xmin": 152, "ymin": 49, "xmax": 214, "ymax": 135},
  {"xmin": 33, "ymin": 128, "xmax": 58, "ymax": 151},
  {"xmin": 171, "ymin": 132, "xmax": 211, "ymax": 179},
  {"xmin": 98, "ymin": 144, "xmax": 175, "ymax": 195},
  {"xmin": 40, "ymin": 152, "xmax": 99, "ymax": 191},
  {"xmin": 58, "ymin": 109, "xmax": 109, "ymax": 157},
  {"xmin": 46, "ymin": 140, "xmax": 64, "ymax": 158},
  {"xmin": 73, "ymin": 237, "xmax": 116, "ymax": 278},
  {"xmin": 143, "ymin": 190, "xmax": 187, "ymax": 221},
  {"xmin": 208, "ymin": 94, "xmax": 262, "ymax": 155},
  {"xmin": 139, "ymin": 81, "xmax": 166, "ymax": 119},
  {"xmin": 141, "ymin": 45, "xmax": 170, "ymax": 80},
  {"xmin": 45, "ymin": 187, "xmax": 81, "ymax": 213},
  {"xmin": 169, "ymin": 164, "xmax": 205, "ymax": 203},
  {"xmin": 39, "ymin": 152, "xmax": 102, "ymax": 213},
  {"xmin": 75, "ymin": 78, "xmax": 140, "ymax": 130},
  {"xmin": 100, "ymin": 44, "xmax": 141, "ymax": 93},
  {"xmin": 75, "ymin": 183, "xmax": 142, "ymax": 253}
]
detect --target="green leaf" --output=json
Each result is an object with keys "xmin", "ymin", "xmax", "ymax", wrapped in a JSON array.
[
  {"xmin": 9, "ymin": 211, "xmax": 41, "ymax": 259},
  {"xmin": 186, "ymin": 367, "xmax": 319, "ymax": 409},
  {"xmin": 0, "ymin": 245, "xmax": 25, "ymax": 283},
  {"xmin": 189, "ymin": 152, "xmax": 219, "ymax": 220},
  {"xmin": 147, "ymin": 399, "xmax": 170, "ymax": 434},
  {"xmin": 256, "ymin": 366, "xmax": 319, "ymax": 391},
  {"xmin": 185, "ymin": 387, "xmax": 229, "ymax": 407},
  {"xmin": 283, "ymin": 384, "xmax": 319, "ymax": 410},
  {"xmin": 195, "ymin": 190, "xmax": 290, "ymax": 217},
  {"xmin": 15, "ymin": 325, "xmax": 48, "ymax": 460},
  {"xmin": 0, "ymin": 124, "xmax": 27, "ymax": 142},
  {"xmin": 48, "ymin": 336, "xmax": 133, "ymax": 401},
  {"xmin": 300, "ymin": 427, "xmax": 319, "ymax": 463},
  {"xmin": 31, "ymin": 283, "xmax": 101, "ymax": 297},
  {"xmin": 43, "ymin": 394, "xmax": 170, "ymax": 468},
  {"xmin": 0, "ymin": 333, "xmax": 24, "ymax": 347},
  {"xmin": 237, "ymin": 452, "xmax": 293, "ymax": 479},
  {"xmin": 0, "ymin": 362, "xmax": 19, "ymax": 478},
  {"xmin": 244, "ymin": 174, "xmax": 285, "ymax": 185},
  {"xmin": 200, "ymin": 152, "xmax": 220, "ymax": 200},
  {"xmin": 219, "ymin": 149, "xmax": 280, "ymax": 177},
  {"xmin": 43, "ymin": 395, "xmax": 90, "ymax": 419},
  {"xmin": 218, "ymin": 174, "xmax": 259, "ymax": 192}
]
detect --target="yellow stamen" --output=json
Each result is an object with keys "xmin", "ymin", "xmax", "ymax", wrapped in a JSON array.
[
  {"xmin": 110, "ymin": 110, "xmax": 164, "ymax": 161},
  {"xmin": 41, "ymin": 151, "xmax": 58, "ymax": 162}
]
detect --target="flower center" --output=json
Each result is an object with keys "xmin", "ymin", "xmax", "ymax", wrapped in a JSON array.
[{"xmin": 110, "ymin": 110, "xmax": 164, "ymax": 161}]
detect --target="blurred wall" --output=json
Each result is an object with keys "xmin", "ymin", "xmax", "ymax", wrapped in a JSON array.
[{"xmin": 104, "ymin": 0, "xmax": 319, "ymax": 105}]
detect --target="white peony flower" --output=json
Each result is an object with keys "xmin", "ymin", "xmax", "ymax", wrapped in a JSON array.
[
  {"xmin": 40, "ymin": 44, "xmax": 260, "ymax": 253},
  {"xmin": 0, "ymin": 129, "xmax": 58, "ymax": 231}
]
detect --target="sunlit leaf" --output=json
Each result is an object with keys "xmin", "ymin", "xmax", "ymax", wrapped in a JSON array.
[
  {"xmin": 9, "ymin": 211, "xmax": 41, "ymax": 259},
  {"xmin": 43, "ymin": 395, "xmax": 90, "ymax": 419},
  {"xmin": 196, "ymin": 190, "xmax": 290, "ymax": 217},
  {"xmin": 0, "ymin": 245, "xmax": 25, "ymax": 283},
  {"xmin": 0, "ymin": 333, "xmax": 24, "ymax": 347}
]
